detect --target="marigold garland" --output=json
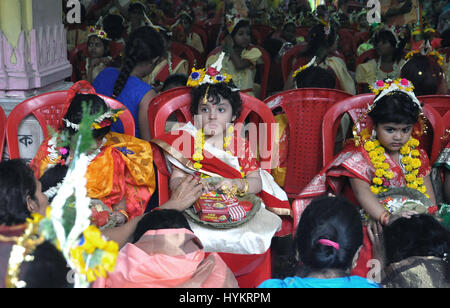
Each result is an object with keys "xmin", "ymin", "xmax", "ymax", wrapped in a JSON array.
[{"xmin": 364, "ymin": 137, "xmax": 429, "ymax": 198}]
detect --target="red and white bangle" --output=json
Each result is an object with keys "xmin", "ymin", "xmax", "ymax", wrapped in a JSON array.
[{"xmin": 379, "ymin": 211, "xmax": 391, "ymax": 226}]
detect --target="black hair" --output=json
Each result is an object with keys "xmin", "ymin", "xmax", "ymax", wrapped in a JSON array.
[
  {"xmin": 128, "ymin": 3, "xmax": 146, "ymax": 15},
  {"xmin": 112, "ymin": 26, "xmax": 164, "ymax": 98},
  {"xmin": 87, "ymin": 35, "xmax": 110, "ymax": 58},
  {"xmin": 133, "ymin": 209, "xmax": 193, "ymax": 243},
  {"xmin": 368, "ymin": 91, "xmax": 421, "ymax": 125},
  {"xmin": 103, "ymin": 14, "xmax": 124, "ymax": 41},
  {"xmin": 384, "ymin": 214, "xmax": 450, "ymax": 282},
  {"xmin": 0, "ymin": 159, "xmax": 36, "ymax": 226},
  {"xmin": 190, "ymin": 82, "xmax": 242, "ymax": 119},
  {"xmin": 295, "ymin": 66, "xmax": 336, "ymax": 89},
  {"xmin": 295, "ymin": 195, "xmax": 363, "ymax": 275},
  {"xmin": 400, "ymin": 55, "xmax": 445, "ymax": 96},
  {"xmin": 441, "ymin": 28, "xmax": 450, "ymax": 48},
  {"xmin": 301, "ymin": 24, "xmax": 337, "ymax": 58},
  {"xmin": 62, "ymin": 93, "xmax": 111, "ymax": 140},
  {"xmin": 40, "ymin": 165, "xmax": 69, "ymax": 203},
  {"xmin": 21, "ymin": 241, "xmax": 73, "ymax": 288},
  {"xmin": 161, "ymin": 74, "xmax": 188, "ymax": 92},
  {"xmin": 231, "ymin": 19, "xmax": 251, "ymax": 38},
  {"xmin": 374, "ymin": 29, "xmax": 406, "ymax": 62}
]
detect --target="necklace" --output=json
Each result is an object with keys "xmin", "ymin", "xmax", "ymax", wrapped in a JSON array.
[
  {"xmin": 363, "ymin": 135, "xmax": 428, "ymax": 198},
  {"xmin": 376, "ymin": 57, "xmax": 400, "ymax": 80}
]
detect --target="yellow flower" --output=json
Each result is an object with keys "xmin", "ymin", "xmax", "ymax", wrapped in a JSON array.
[
  {"xmin": 408, "ymin": 138, "xmax": 420, "ymax": 147},
  {"xmin": 410, "ymin": 149, "xmax": 420, "ymax": 157},
  {"xmin": 370, "ymin": 186, "xmax": 380, "ymax": 194},
  {"xmin": 364, "ymin": 141, "xmax": 376, "ymax": 152},
  {"xmin": 411, "ymin": 158, "xmax": 421, "ymax": 169},
  {"xmin": 404, "ymin": 165, "xmax": 413, "ymax": 172},
  {"xmin": 405, "ymin": 174, "xmax": 416, "ymax": 183},
  {"xmin": 418, "ymin": 185, "xmax": 427, "ymax": 194},
  {"xmin": 193, "ymin": 162, "xmax": 203, "ymax": 170},
  {"xmin": 411, "ymin": 169, "xmax": 419, "ymax": 176},
  {"xmin": 187, "ymin": 68, "xmax": 206, "ymax": 87},
  {"xmin": 369, "ymin": 151, "xmax": 380, "ymax": 159},
  {"xmin": 192, "ymin": 152, "xmax": 204, "ymax": 161},
  {"xmin": 416, "ymin": 177, "xmax": 424, "ymax": 185},
  {"xmin": 401, "ymin": 156, "xmax": 412, "ymax": 165},
  {"xmin": 385, "ymin": 171, "xmax": 394, "ymax": 179},
  {"xmin": 381, "ymin": 163, "xmax": 389, "ymax": 170},
  {"xmin": 375, "ymin": 169, "xmax": 385, "ymax": 178},
  {"xmin": 400, "ymin": 146, "xmax": 410, "ymax": 155},
  {"xmin": 407, "ymin": 182, "xmax": 418, "ymax": 189},
  {"xmin": 372, "ymin": 177, "xmax": 383, "ymax": 185},
  {"xmin": 375, "ymin": 147, "xmax": 385, "ymax": 155}
]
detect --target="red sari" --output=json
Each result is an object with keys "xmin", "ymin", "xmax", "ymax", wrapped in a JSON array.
[{"xmin": 293, "ymin": 142, "xmax": 431, "ymax": 277}]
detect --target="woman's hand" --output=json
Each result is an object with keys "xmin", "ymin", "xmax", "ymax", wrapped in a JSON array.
[
  {"xmin": 388, "ymin": 210, "xmax": 418, "ymax": 224},
  {"xmin": 162, "ymin": 175, "xmax": 205, "ymax": 211}
]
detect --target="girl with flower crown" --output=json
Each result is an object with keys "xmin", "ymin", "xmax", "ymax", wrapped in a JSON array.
[
  {"xmin": 30, "ymin": 82, "xmax": 156, "ymax": 227},
  {"xmin": 286, "ymin": 23, "xmax": 356, "ymax": 95},
  {"xmin": 151, "ymin": 55, "xmax": 289, "ymax": 255},
  {"xmin": 293, "ymin": 78, "xmax": 437, "ymax": 277}
]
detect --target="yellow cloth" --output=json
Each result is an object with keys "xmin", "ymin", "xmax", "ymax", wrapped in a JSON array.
[
  {"xmin": 271, "ymin": 114, "xmax": 289, "ymax": 187},
  {"xmin": 206, "ymin": 47, "xmax": 262, "ymax": 97},
  {"xmin": 356, "ymin": 59, "xmax": 406, "ymax": 86},
  {"xmin": 325, "ymin": 56, "xmax": 356, "ymax": 95},
  {"xmin": 187, "ymin": 32, "xmax": 204, "ymax": 54},
  {"xmin": 143, "ymin": 57, "xmax": 189, "ymax": 86}
]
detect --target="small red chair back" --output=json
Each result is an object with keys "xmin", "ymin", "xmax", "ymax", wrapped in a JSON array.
[
  {"xmin": 281, "ymin": 43, "xmax": 306, "ymax": 82},
  {"xmin": 149, "ymin": 86, "xmax": 276, "ymax": 204},
  {"xmin": 6, "ymin": 91, "xmax": 135, "ymax": 159},
  {"xmin": 296, "ymin": 27, "xmax": 309, "ymax": 38},
  {"xmin": 444, "ymin": 110, "xmax": 450, "ymax": 132},
  {"xmin": 0, "ymin": 106, "xmax": 6, "ymax": 162},
  {"xmin": 170, "ymin": 41, "xmax": 196, "ymax": 72},
  {"xmin": 207, "ymin": 45, "xmax": 271, "ymax": 100},
  {"xmin": 264, "ymin": 88, "xmax": 353, "ymax": 197},
  {"xmin": 322, "ymin": 94, "xmax": 445, "ymax": 165},
  {"xmin": 418, "ymin": 95, "xmax": 450, "ymax": 116},
  {"xmin": 252, "ymin": 24, "xmax": 274, "ymax": 43}
]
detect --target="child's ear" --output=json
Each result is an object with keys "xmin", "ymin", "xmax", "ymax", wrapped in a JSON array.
[{"xmin": 26, "ymin": 195, "xmax": 38, "ymax": 213}]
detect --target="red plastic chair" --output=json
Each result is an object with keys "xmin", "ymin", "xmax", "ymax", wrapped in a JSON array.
[
  {"xmin": 355, "ymin": 48, "xmax": 377, "ymax": 68},
  {"xmin": 191, "ymin": 24, "xmax": 208, "ymax": 50},
  {"xmin": 170, "ymin": 41, "xmax": 196, "ymax": 72},
  {"xmin": 252, "ymin": 24, "xmax": 275, "ymax": 43},
  {"xmin": 6, "ymin": 91, "xmax": 135, "ymax": 159},
  {"xmin": 147, "ymin": 86, "xmax": 276, "ymax": 288},
  {"xmin": 281, "ymin": 43, "xmax": 306, "ymax": 82},
  {"xmin": 418, "ymin": 95, "xmax": 450, "ymax": 116},
  {"xmin": 444, "ymin": 110, "xmax": 450, "ymax": 132},
  {"xmin": 0, "ymin": 106, "xmax": 6, "ymax": 162},
  {"xmin": 321, "ymin": 94, "xmax": 445, "ymax": 166},
  {"xmin": 208, "ymin": 45, "xmax": 271, "ymax": 100},
  {"xmin": 295, "ymin": 27, "xmax": 309, "ymax": 38},
  {"xmin": 264, "ymin": 88, "xmax": 353, "ymax": 197}
]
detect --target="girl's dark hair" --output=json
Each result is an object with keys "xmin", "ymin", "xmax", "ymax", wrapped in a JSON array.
[
  {"xmin": 112, "ymin": 26, "xmax": 164, "ymax": 97},
  {"xmin": 133, "ymin": 209, "xmax": 193, "ymax": 243},
  {"xmin": 40, "ymin": 165, "xmax": 69, "ymax": 203},
  {"xmin": 0, "ymin": 159, "xmax": 36, "ymax": 226},
  {"xmin": 441, "ymin": 28, "xmax": 450, "ymax": 48},
  {"xmin": 295, "ymin": 66, "xmax": 336, "ymax": 89},
  {"xmin": 384, "ymin": 214, "xmax": 450, "ymax": 282},
  {"xmin": 374, "ymin": 29, "xmax": 406, "ymax": 62},
  {"xmin": 301, "ymin": 24, "xmax": 337, "ymax": 58},
  {"xmin": 103, "ymin": 14, "xmax": 124, "ymax": 41},
  {"xmin": 62, "ymin": 93, "xmax": 111, "ymax": 140},
  {"xmin": 231, "ymin": 19, "xmax": 251, "ymax": 38},
  {"xmin": 161, "ymin": 74, "xmax": 188, "ymax": 92},
  {"xmin": 400, "ymin": 55, "xmax": 444, "ymax": 96},
  {"xmin": 190, "ymin": 82, "xmax": 242, "ymax": 119},
  {"xmin": 368, "ymin": 91, "xmax": 421, "ymax": 125},
  {"xmin": 128, "ymin": 3, "xmax": 146, "ymax": 14},
  {"xmin": 21, "ymin": 241, "xmax": 73, "ymax": 288},
  {"xmin": 295, "ymin": 195, "xmax": 363, "ymax": 275},
  {"xmin": 87, "ymin": 35, "xmax": 110, "ymax": 57}
]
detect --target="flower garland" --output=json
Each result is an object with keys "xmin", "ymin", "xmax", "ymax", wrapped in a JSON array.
[
  {"xmin": 192, "ymin": 125, "xmax": 245, "ymax": 178},
  {"xmin": 363, "ymin": 136, "xmax": 428, "ymax": 198}
]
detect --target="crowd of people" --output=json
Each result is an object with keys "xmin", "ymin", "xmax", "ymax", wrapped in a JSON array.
[{"xmin": 1, "ymin": 0, "xmax": 450, "ymax": 288}]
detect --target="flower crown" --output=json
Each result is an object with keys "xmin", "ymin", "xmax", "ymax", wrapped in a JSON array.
[
  {"xmin": 88, "ymin": 17, "xmax": 110, "ymax": 41},
  {"xmin": 63, "ymin": 109, "xmax": 124, "ymax": 131},
  {"xmin": 405, "ymin": 41, "xmax": 445, "ymax": 67},
  {"xmin": 352, "ymin": 78, "xmax": 423, "ymax": 147},
  {"xmin": 225, "ymin": 8, "xmax": 247, "ymax": 34},
  {"xmin": 292, "ymin": 56, "xmax": 317, "ymax": 78},
  {"xmin": 187, "ymin": 52, "xmax": 234, "ymax": 88}
]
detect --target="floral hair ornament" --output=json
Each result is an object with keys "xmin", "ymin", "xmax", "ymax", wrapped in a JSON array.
[
  {"xmin": 225, "ymin": 7, "xmax": 248, "ymax": 34},
  {"xmin": 292, "ymin": 56, "xmax": 317, "ymax": 78},
  {"xmin": 88, "ymin": 16, "xmax": 110, "ymax": 41},
  {"xmin": 187, "ymin": 52, "xmax": 234, "ymax": 89},
  {"xmin": 404, "ymin": 41, "xmax": 445, "ymax": 67},
  {"xmin": 352, "ymin": 78, "xmax": 422, "ymax": 147},
  {"xmin": 37, "ymin": 106, "xmax": 119, "ymax": 288}
]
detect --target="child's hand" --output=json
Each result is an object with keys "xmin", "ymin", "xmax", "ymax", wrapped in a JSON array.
[{"xmin": 111, "ymin": 211, "xmax": 127, "ymax": 226}]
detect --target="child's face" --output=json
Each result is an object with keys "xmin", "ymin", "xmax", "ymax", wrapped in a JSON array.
[
  {"xmin": 196, "ymin": 95, "xmax": 236, "ymax": 137},
  {"xmin": 88, "ymin": 36, "xmax": 105, "ymax": 59},
  {"xmin": 282, "ymin": 24, "xmax": 296, "ymax": 42},
  {"xmin": 233, "ymin": 26, "xmax": 251, "ymax": 49},
  {"xmin": 376, "ymin": 39, "xmax": 395, "ymax": 57},
  {"xmin": 375, "ymin": 123, "xmax": 413, "ymax": 153}
]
